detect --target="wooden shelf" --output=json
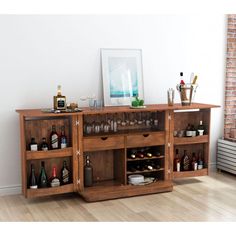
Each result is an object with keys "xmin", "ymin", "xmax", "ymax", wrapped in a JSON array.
[
  {"xmin": 174, "ymin": 135, "xmax": 209, "ymax": 145},
  {"xmin": 26, "ymin": 147, "xmax": 73, "ymax": 160},
  {"xmin": 173, "ymin": 168, "xmax": 208, "ymax": 179},
  {"xmin": 26, "ymin": 183, "xmax": 74, "ymax": 198},
  {"xmin": 127, "ymin": 155, "xmax": 164, "ymax": 162},
  {"xmin": 127, "ymin": 168, "xmax": 164, "ymax": 175},
  {"xmin": 81, "ymin": 180, "xmax": 173, "ymax": 202}
]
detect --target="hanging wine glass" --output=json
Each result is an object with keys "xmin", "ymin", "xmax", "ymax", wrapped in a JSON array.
[
  {"xmin": 121, "ymin": 112, "xmax": 126, "ymax": 126},
  {"xmin": 94, "ymin": 115, "xmax": 100, "ymax": 134},
  {"xmin": 104, "ymin": 113, "xmax": 110, "ymax": 133},
  {"xmin": 129, "ymin": 113, "xmax": 135, "ymax": 126}
]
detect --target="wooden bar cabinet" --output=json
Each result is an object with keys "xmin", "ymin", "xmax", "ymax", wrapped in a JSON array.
[{"xmin": 16, "ymin": 103, "xmax": 218, "ymax": 202}]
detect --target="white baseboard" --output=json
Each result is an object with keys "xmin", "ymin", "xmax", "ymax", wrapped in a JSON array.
[{"xmin": 0, "ymin": 185, "xmax": 21, "ymax": 196}]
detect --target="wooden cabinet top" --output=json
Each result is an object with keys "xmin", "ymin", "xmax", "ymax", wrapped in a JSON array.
[{"xmin": 16, "ymin": 103, "xmax": 219, "ymax": 117}]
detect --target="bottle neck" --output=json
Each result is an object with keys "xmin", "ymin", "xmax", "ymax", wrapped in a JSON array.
[
  {"xmin": 57, "ymin": 85, "xmax": 62, "ymax": 96},
  {"xmin": 52, "ymin": 167, "xmax": 56, "ymax": 177}
]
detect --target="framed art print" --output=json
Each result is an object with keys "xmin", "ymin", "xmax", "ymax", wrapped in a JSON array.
[{"xmin": 101, "ymin": 48, "xmax": 144, "ymax": 106}]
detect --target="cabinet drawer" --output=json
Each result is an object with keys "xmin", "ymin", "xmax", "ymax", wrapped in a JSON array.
[
  {"xmin": 126, "ymin": 132, "xmax": 165, "ymax": 148},
  {"xmin": 83, "ymin": 136, "xmax": 125, "ymax": 151}
]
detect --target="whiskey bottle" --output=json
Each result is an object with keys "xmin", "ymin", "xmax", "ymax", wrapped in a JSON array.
[
  {"xmin": 174, "ymin": 149, "xmax": 181, "ymax": 172},
  {"xmin": 29, "ymin": 137, "xmax": 38, "ymax": 151},
  {"xmin": 60, "ymin": 126, "xmax": 67, "ymax": 149},
  {"xmin": 50, "ymin": 125, "xmax": 59, "ymax": 149},
  {"xmin": 40, "ymin": 137, "xmax": 49, "ymax": 151},
  {"xmin": 38, "ymin": 161, "xmax": 48, "ymax": 188},
  {"xmin": 61, "ymin": 160, "xmax": 70, "ymax": 185},
  {"xmin": 53, "ymin": 85, "xmax": 66, "ymax": 110},
  {"xmin": 29, "ymin": 164, "xmax": 38, "ymax": 189},
  {"xmin": 191, "ymin": 152, "xmax": 198, "ymax": 171},
  {"xmin": 50, "ymin": 166, "xmax": 60, "ymax": 187},
  {"xmin": 84, "ymin": 156, "xmax": 93, "ymax": 187},
  {"xmin": 197, "ymin": 120, "xmax": 205, "ymax": 136},
  {"xmin": 181, "ymin": 150, "xmax": 190, "ymax": 171}
]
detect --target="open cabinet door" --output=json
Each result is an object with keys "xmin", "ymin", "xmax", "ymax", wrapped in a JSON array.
[{"xmin": 76, "ymin": 114, "xmax": 84, "ymax": 193}]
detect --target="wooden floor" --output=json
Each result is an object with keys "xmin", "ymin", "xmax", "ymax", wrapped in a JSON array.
[{"xmin": 1, "ymin": 171, "xmax": 236, "ymax": 221}]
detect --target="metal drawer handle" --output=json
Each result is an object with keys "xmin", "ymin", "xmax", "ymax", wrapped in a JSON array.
[
  {"xmin": 101, "ymin": 137, "xmax": 108, "ymax": 140},
  {"xmin": 143, "ymin": 134, "xmax": 150, "ymax": 137}
]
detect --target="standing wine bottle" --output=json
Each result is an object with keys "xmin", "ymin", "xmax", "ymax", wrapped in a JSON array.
[
  {"xmin": 60, "ymin": 126, "xmax": 67, "ymax": 149},
  {"xmin": 38, "ymin": 161, "xmax": 48, "ymax": 188},
  {"xmin": 40, "ymin": 137, "xmax": 49, "ymax": 151},
  {"xmin": 50, "ymin": 125, "xmax": 59, "ymax": 149},
  {"xmin": 197, "ymin": 150, "xmax": 204, "ymax": 170},
  {"xmin": 191, "ymin": 152, "xmax": 198, "ymax": 171},
  {"xmin": 29, "ymin": 164, "xmax": 38, "ymax": 189},
  {"xmin": 197, "ymin": 120, "xmax": 205, "ymax": 136},
  {"xmin": 84, "ymin": 155, "xmax": 93, "ymax": 187},
  {"xmin": 61, "ymin": 160, "xmax": 70, "ymax": 185},
  {"xmin": 174, "ymin": 149, "xmax": 181, "ymax": 172},
  {"xmin": 50, "ymin": 166, "xmax": 60, "ymax": 187},
  {"xmin": 29, "ymin": 137, "xmax": 38, "ymax": 151},
  {"xmin": 181, "ymin": 150, "xmax": 190, "ymax": 171}
]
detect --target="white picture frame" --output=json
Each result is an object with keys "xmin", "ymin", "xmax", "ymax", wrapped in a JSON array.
[{"xmin": 101, "ymin": 48, "xmax": 144, "ymax": 106}]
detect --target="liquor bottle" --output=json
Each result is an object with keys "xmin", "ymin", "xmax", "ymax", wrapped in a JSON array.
[
  {"xmin": 60, "ymin": 126, "xmax": 67, "ymax": 149},
  {"xmin": 38, "ymin": 161, "xmax": 48, "ymax": 188},
  {"xmin": 61, "ymin": 160, "xmax": 70, "ymax": 185},
  {"xmin": 197, "ymin": 120, "xmax": 205, "ymax": 136},
  {"xmin": 53, "ymin": 85, "xmax": 66, "ymax": 110},
  {"xmin": 50, "ymin": 166, "xmax": 60, "ymax": 187},
  {"xmin": 181, "ymin": 150, "xmax": 190, "ymax": 171},
  {"xmin": 185, "ymin": 124, "xmax": 192, "ymax": 137},
  {"xmin": 29, "ymin": 164, "xmax": 38, "ymax": 189},
  {"xmin": 84, "ymin": 155, "xmax": 93, "ymax": 187},
  {"xmin": 29, "ymin": 137, "xmax": 38, "ymax": 151},
  {"xmin": 40, "ymin": 137, "xmax": 49, "ymax": 151},
  {"xmin": 50, "ymin": 125, "xmax": 59, "ymax": 149},
  {"xmin": 174, "ymin": 149, "xmax": 181, "ymax": 172},
  {"xmin": 197, "ymin": 150, "xmax": 204, "ymax": 170},
  {"xmin": 191, "ymin": 152, "xmax": 198, "ymax": 171}
]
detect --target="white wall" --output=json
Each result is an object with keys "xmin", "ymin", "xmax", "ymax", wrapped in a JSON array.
[{"xmin": 0, "ymin": 15, "xmax": 226, "ymax": 195}]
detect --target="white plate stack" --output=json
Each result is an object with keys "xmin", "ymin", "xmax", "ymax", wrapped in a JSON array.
[{"xmin": 128, "ymin": 174, "xmax": 144, "ymax": 185}]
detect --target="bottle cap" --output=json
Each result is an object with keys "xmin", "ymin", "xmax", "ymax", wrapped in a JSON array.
[{"xmin": 180, "ymin": 72, "xmax": 183, "ymax": 76}]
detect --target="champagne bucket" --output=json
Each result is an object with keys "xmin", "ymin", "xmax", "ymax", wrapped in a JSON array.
[{"xmin": 176, "ymin": 83, "xmax": 198, "ymax": 106}]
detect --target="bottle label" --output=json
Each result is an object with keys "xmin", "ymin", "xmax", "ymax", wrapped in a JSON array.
[
  {"xmin": 42, "ymin": 146, "xmax": 48, "ymax": 151},
  {"xmin": 177, "ymin": 162, "xmax": 180, "ymax": 172},
  {"xmin": 51, "ymin": 178, "xmax": 60, "ymax": 187},
  {"xmin": 186, "ymin": 131, "xmax": 192, "ymax": 137},
  {"xmin": 183, "ymin": 156, "xmax": 190, "ymax": 171},
  {"xmin": 62, "ymin": 169, "xmax": 69, "ymax": 184},
  {"xmin": 30, "ymin": 144, "xmax": 38, "ymax": 151},
  {"xmin": 51, "ymin": 134, "xmax": 58, "ymax": 149},
  {"xmin": 30, "ymin": 185, "xmax": 38, "ymax": 189},
  {"xmin": 198, "ymin": 164, "xmax": 203, "ymax": 170},
  {"xmin": 57, "ymin": 98, "xmax": 66, "ymax": 109},
  {"xmin": 60, "ymin": 137, "xmax": 67, "ymax": 149},
  {"xmin": 194, "ymin": 162, "xmax": 198, "ymax": 171}
]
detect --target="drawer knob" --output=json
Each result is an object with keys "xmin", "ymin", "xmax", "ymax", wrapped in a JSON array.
[
  {"xmin": 101, "ymin": 137, "xmax": 108, "ymax": 140},
  {"xmin": 143, "ymin": 134, "xmax": 150, "ymax": 137}
]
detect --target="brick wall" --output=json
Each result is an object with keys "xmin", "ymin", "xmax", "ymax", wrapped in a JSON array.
[{"xmin": 225, "ymin": 14, "xmax": 236, "ymax": 140}]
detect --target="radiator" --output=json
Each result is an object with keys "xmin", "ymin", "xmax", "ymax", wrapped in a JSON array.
[{"xmin": 217, "ymin": 138, "xmax": 236, "ymax": 175}]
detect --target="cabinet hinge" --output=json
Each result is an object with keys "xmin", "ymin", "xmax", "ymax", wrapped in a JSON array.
[
  {"xmin": 75, "ymin": 120, "xmax": 80, "ymax": 126},
  {"xmin": 168, "ymin": 115, "xmax": 171, "ymax": 120},
  {"xmin": 168, "ymin": 143, "xmax": 171, "ymax": 147},
  {"xmin": 76, "ymin": 149, "xmax": 81, "ymax": 156},
  {"xmin": 77, "ymin": 179, "xmax": 80, "ymax": 185}
]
